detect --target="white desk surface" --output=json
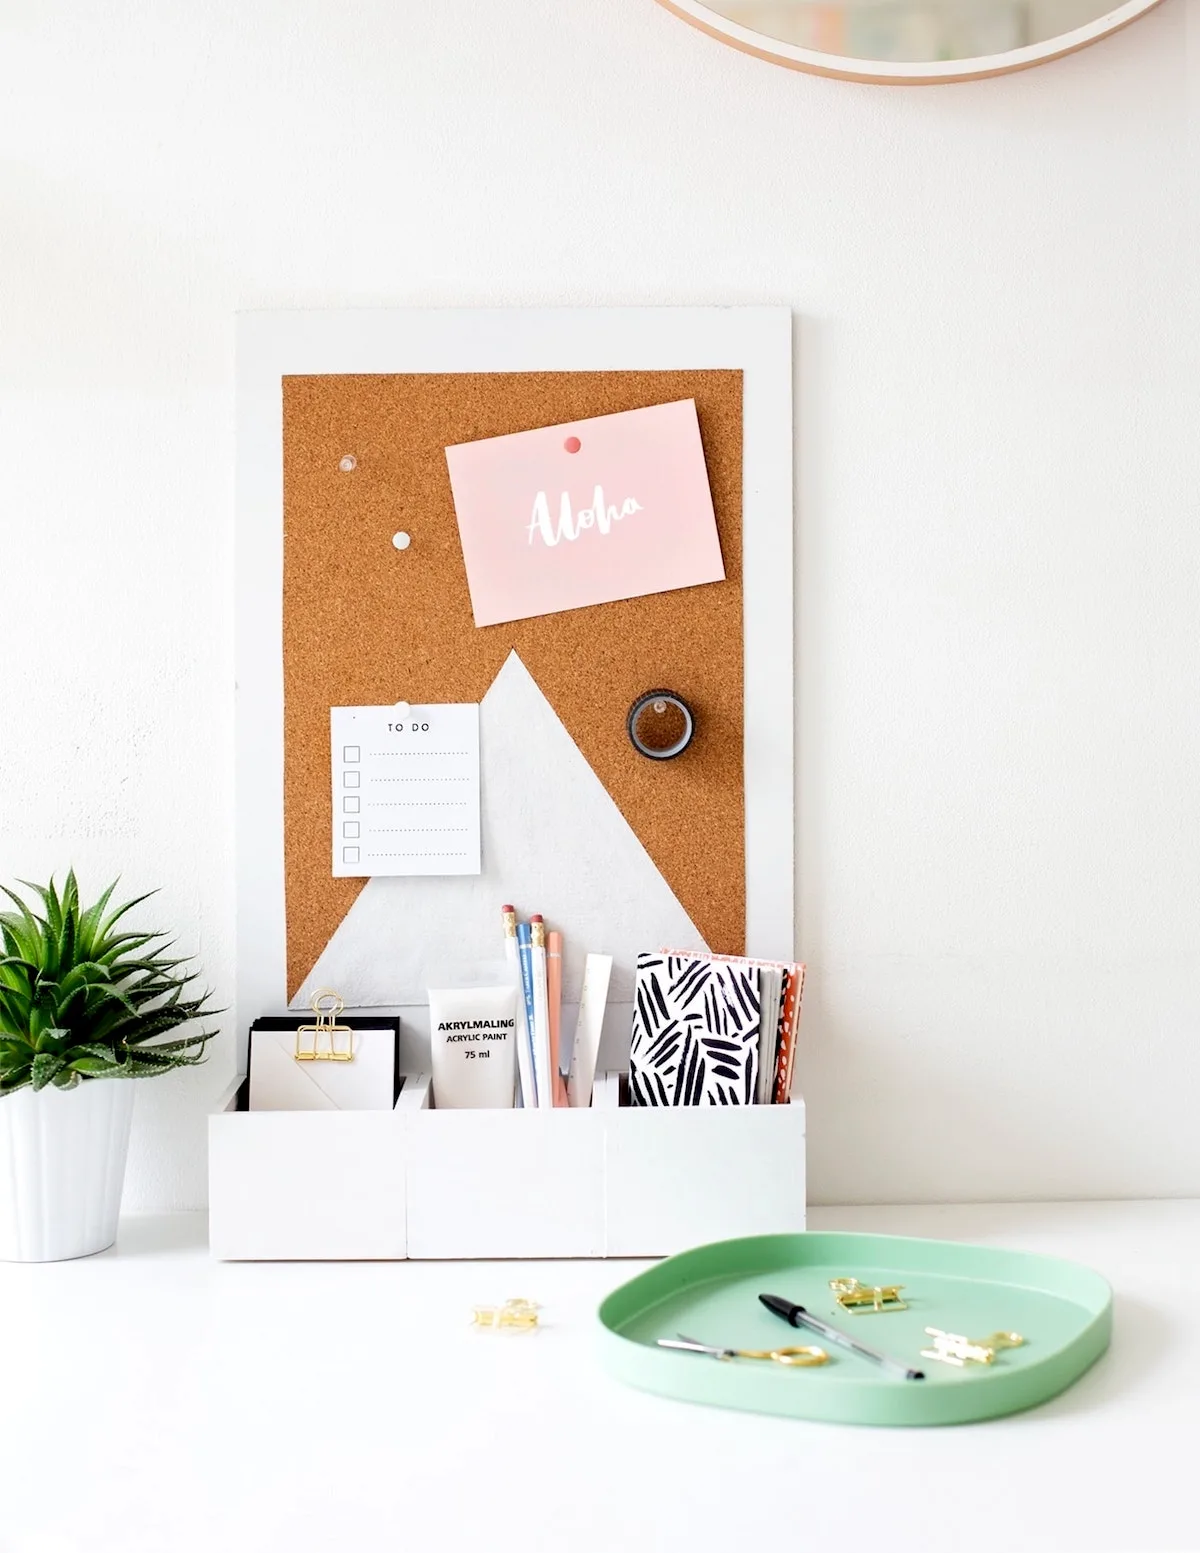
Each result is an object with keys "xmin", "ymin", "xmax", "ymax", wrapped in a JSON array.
[{"xmin": 4, "ymin": 1200, "xmax": 1196, "ymax": 1553}]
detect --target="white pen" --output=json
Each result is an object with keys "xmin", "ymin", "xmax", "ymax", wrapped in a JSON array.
[{"xmin": 502, "ymin": 905, "xmax": 536, "ymax": 1108}]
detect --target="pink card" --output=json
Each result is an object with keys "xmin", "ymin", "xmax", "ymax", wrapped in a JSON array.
[{"xmin": 445, "ymin": 399, "xmax": 725, "ymax": 628}]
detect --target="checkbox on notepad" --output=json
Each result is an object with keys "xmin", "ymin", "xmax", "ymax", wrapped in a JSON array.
[
  {"xmin": 342, "ymin": 847, "xmax": 360, "ymax": 865},
  {"xmin": 343, "ymin": 770, "xmax": 360, "ymax": 788},
  {"xmin": 343, "ymin": 796, "xmax": 360, "ymax": 813},
  {"xmin": 343, "ymin": 745, "xmax": 360, "ymax": 763},
  {"xmin": 343, "ymin": 821, "xmax": 360, "ymax": 839}
]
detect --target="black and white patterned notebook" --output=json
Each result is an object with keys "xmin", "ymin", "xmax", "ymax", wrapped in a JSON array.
[{"xmin": 629, "ymin": 953, "xmax": 761, "ymax": 1106}]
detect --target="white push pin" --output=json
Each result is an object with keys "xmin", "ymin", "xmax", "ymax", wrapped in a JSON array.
[
  {"xmin": 393, "ymin": 702, "xmax": 411, "ymax": 719},
  {"xmin": 392, "ymin": 531, "xmax": 411, "ymax": 550}
]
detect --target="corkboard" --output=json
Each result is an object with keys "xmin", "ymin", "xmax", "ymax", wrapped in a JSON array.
[{"xmin": 282, "ymin": 371, "xmax": 744, "ymax": 1001}]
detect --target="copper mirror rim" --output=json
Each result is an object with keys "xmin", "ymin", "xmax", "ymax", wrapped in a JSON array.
[{"xmin": 655, "ymin": 0, "xmax": 1167, "ymax": 84}]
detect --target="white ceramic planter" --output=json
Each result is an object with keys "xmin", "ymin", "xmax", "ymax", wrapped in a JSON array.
[{"xmin": 0, "ymin": 1079, "xmax": 135, "ymax": 1262}]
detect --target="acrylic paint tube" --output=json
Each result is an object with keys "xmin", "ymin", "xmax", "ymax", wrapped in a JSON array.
[{"xmin": 427, "ymin": 985, "xmax": 518, "ymax": 1109}]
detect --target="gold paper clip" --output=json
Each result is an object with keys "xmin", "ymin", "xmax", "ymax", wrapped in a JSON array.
[
  {"xmin": 920, "ymin": 1328, "xmax": 1025, "ymax": 1367},
  {"xmin": 830, "ymin": 1276, "xmax": 908, "ymax": 1314},
  {"xmin": 471, "ymin": 1298, "xmax": 541, "ymax": 1333},
  {"xmin": 295, "ymin": 989, "xmax": 355, "ymax": 1062}
]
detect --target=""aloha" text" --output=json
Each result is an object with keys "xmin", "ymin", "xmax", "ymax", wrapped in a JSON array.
[{"xmin": 527, "ymin": 485, "xmax": 643, "ymax": 547}]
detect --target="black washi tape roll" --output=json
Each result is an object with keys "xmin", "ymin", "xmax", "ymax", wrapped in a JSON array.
[{"xmin": 627, "ymin": 690, "xmax": 695, "ymax": 761}]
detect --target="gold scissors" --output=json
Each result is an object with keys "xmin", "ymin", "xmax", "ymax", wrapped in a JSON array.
[{"xmin": 657, "ymin": 1332, "xmax": 828, "ymax": 1367}]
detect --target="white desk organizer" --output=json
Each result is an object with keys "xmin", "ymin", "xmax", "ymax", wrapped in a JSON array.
[{"xmin": 208, "ymin": 1075, "xmax": 806, "ymax": 1261}]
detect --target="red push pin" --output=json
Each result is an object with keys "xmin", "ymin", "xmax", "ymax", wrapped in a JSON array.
[{"xmin": 564, "ymin": 435, "xmax": 581, "ymax": 454}]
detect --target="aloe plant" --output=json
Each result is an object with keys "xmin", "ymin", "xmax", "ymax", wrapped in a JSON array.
[{"xmin": 0, "ymin": 871, "xmax": 218, "ymax": 1097}]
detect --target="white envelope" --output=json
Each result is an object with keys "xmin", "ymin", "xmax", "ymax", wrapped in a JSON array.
[{"xmin": 248, "ymin": 1025, "xmax": 397, "ymax": 1112}]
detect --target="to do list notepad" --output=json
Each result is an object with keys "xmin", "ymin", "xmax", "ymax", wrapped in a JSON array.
[{"xmin": 330, "ymin": 705, "xmax": 481, "ymax": 878}]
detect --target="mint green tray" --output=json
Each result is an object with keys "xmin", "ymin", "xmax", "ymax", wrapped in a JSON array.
[{"xmin": 598, "ymin": 1231, "xmax": 1112, "ymax": 1426}]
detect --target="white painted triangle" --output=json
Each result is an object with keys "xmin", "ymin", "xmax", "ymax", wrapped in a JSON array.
[{"xmin": 293, "ymin": 650, "xmax": 707, "ymax": 1009}]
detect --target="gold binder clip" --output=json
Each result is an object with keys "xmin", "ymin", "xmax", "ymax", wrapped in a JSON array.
[
  {"xmin": 920, "ymin": 1327, "xmax": 1025, "ymax": 1368},
  {"xmin": 471, "ymin": 1298, "xmax": 541, "ymax": 1333},
  {"xmin": 295, "ymin": 989, "xmax": 355, "ymax": 1062},
  {"xmin": 830, "ymin": 1276, "xmax": 908, "ymax": 1314}
]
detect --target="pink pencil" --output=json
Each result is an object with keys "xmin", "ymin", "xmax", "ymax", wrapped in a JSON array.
[{"xmin": 546, "ymin": 930, "xmax": 568, "ymax": 1107}]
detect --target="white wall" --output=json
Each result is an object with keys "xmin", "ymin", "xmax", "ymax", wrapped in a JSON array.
[{"xmin": 1, "ymin": 0, "xmax": 1196, "ymax": 1209}]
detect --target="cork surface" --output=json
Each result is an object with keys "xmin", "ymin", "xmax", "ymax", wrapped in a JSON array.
[{"xmin": 282, "ymin": 371, "xmax": 744, "ymax": 999}]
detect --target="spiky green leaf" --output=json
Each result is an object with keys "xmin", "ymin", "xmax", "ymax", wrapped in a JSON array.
[
  {"xmin": 30, "ymin": 1052, "xmax": 65, "ymax": 1091},
  {"xmin": 75, "ymin": 878, "xmax": 117, "ymax": 958},
  {"xmin": 98, "ymin": 890, "xmax": 159, "ymax": 938}
]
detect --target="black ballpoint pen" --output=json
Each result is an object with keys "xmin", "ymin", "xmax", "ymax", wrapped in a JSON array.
[{"xmin": 759, "ymin": 1293, "xmax": 925, "ymax": 1381}]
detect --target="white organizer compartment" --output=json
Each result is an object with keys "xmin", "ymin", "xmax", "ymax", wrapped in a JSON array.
[{"xmin": 208, "ymin": 1076, "xmax": 806, "ymax": 1261}]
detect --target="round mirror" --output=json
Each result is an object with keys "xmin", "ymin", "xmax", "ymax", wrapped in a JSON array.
[{"xmin": 658, "ymin": 0, "xmax": 1165, "ymax": 82}]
